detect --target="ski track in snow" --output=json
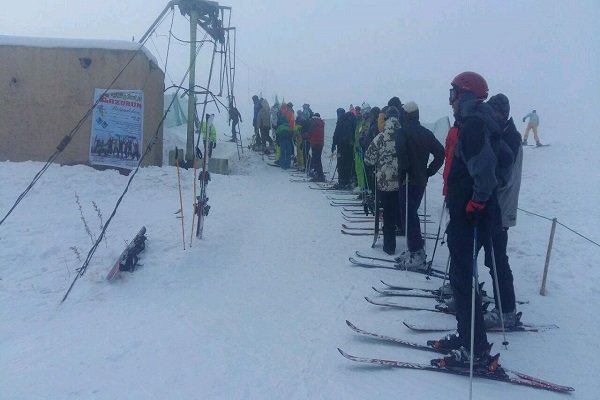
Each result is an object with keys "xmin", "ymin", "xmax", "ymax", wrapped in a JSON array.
[{"xmin": 1, "ymin": 127, "xmax": 599, "ymax": 399}]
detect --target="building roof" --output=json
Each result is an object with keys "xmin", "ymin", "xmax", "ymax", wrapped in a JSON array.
[{"xmin": 0, "ymin": 34, "xmax": 158, "ymax": 65}]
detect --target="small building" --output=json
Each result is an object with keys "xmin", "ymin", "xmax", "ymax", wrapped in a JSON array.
[{"xmin": 0, "ymin": 35, "xmax": 164, "ymax": 169}]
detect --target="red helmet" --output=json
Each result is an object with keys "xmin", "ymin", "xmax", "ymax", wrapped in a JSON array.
[{"xmin": 451, "ymin": 71, "xmax": 489, "ymax": 100}]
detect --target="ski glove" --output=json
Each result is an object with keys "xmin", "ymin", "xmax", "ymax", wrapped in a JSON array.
[
  {"xmin": 212, "ymin": 142, "xmax": 216, "ymax": 149},
  {"xmin": 522, "ymin": 117, "xmax": 526, "ymax": 122},
  {"xmin": 465, "ymin": 200, "xmax": 486, "ymax": 225}
]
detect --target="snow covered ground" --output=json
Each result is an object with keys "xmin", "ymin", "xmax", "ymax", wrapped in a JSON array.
[{"xmin": 1, "ymin": 125, "xmax": 599, "ymax": 399}]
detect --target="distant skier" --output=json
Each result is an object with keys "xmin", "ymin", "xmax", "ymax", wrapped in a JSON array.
[
  {"xmin": 252, "ymin": 95, "xmax": 262, "ymax": 149},
  {"xmin": 522, "ymin": 109, "xmax": 542, "ymax": 146},
  {"xmin": 200, "ymin": 114, "xmax": 217, "ymax": 158},
  {"xmin": 308, "ymin": 113, "xmax": 325, "ymax": 182},
  {"xmin": 257, "ymin": 99, "xmax": 274, "ymax": 151},
  {"xmin": 331, "ymin": 108, "xmax": 355, "ymax": 189},
  {"xmin": 228, "ymin": 100, "xmax": 242, "ymax": 143}
]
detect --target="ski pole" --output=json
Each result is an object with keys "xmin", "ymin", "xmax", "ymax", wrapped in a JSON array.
[
  {"xmin": 437, "ymin": 254, "xmax": 451, "ymax": 302},
  {"xmin": 469, "ymin": 225, "xmax": 480, "ymax": 399},
  {"xmin": 489, "ymin": 237, "xmax": 509, "ymax": 348},
  {"xmin": 428, "ymin": 199, "xmax": 446, "ymax": 267},
  {"xmin": 175, "ymin": 147, "xmax": 186, "ymax": 250},
  {"xmin": 330, "ymin": 164, "xmax": 337, "ymax": 184},
  {"xmin": 423, "ymin": 186, "xmax": 427, "ymax": 249},
  {"xmin": 405, "ymin": 172, "xmax": 409, "ymax": 251}
]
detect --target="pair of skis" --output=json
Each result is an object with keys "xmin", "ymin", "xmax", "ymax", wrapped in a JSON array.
[
  {"xmin": 348, "ymin": 251, "xmax": 448, "ymax": 279},
  {"xmin": 340, "ymin": 320, "xmax": 573, "ymax": 393}
]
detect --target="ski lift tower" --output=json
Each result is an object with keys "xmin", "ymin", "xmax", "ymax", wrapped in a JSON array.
[
  {"xmin": 139, "ymin": 1, "xmax": 228, "ymax": 165},
  {"xmin": 178, "ymin": 0, "xmax": 225, "ymax": 165}
]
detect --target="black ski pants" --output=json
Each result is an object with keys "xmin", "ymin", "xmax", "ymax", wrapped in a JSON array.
[
  {"xmin": 337, "ymin": 143, "xmax": 353, "ymax": 185},
  {"xmin": 311, "ymin": 143, "xmax": 324, "ymax": 176},
  {"xmin": 260, "ymin": 127, "xmax": 273, "ymax": 147},
  {"xmin": 483, "ymin": 228, "xmax": 516, "ymax": 313},
  {"xmin": 398, "ymin": 184, "xmax": 425, "ymax": 252},
  {"xmin": 380, "ymin": 190, "xmax": 399, "ymax": 253},
  {"xmin": 254, "ymin": 125, "xmax": 261, "ymax": 146},
  {"xmin": 447, "ymin": 216, "xmax": 489, "ymax": 354}
]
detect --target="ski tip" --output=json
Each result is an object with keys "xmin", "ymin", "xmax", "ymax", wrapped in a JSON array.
[{"xmin": 337, "ymin": 348, "xmax": 352, "ymax": 359}]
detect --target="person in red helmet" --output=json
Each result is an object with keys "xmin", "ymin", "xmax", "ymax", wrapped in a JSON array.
[{"xmin": 429, "ymin": 72, "xmax": 503, "ymax": 369}]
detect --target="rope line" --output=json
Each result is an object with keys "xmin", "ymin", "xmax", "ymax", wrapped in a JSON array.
[{"xmin": 518, "ymin": 207, "xmax": 599, "ymax": 249}]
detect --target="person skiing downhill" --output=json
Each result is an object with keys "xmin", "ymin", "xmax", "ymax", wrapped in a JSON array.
[
  {"xmin": 431, "ymin": 71, "xmax": 502, "ymax": 368},
  {"xmin": 522, "ymin": 109, "xmax": 542, "ymax": 146}
]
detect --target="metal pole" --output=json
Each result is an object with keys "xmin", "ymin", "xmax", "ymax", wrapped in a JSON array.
[
  {"xmin": 185, "ymin": 9, "xmax": 199, "ymax": 164},
  {"xmin": 138, "ymin": 1, "xmax": 178, "ymax": 44},
  {"xmin": 469, "ymin": 226, "xmax": 479, "ymax": 399},
  {"xmin": 489, "ymin": 239, "xmax": 509, "ymax": 347},
  {"xmin": 540, "ymin": 218, "xmax": 558, "ymax": 296}
]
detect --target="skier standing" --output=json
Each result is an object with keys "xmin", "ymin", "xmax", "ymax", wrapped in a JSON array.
[
  {"xmin": 482, "ymin": 93, "xmax": 523, "ymax": 328},
  {"xmin": 395, "ymin": 101, "xmax": 444, "ymax": 267},
  {"xmin": 331, "ymin": 108, "xmax": 355, "ymax": 189},
  {"xmin": 364, "ymin": 106, "xmax": 402, "ymax": 255},
  {"xmin": 257, "ymin": 99, "xmax": 274, "ymax": 151},
  {"xmin": 275, "ymin": 115, "xmax": 293, "ymax": 169},
  {"xmin": 433, "ymin": 72, "xmax": 501, "ymax": 367},
  {"xmin": 308, "ymin": 113, "xmax": 325, "ymax": 182},
  {"xmin": 200, "ymin": 114, "xmax": 217, "ymax": 158},
  {"xmin": 252, "ymin": 95, "xmax": 262, "ymax": 149}
]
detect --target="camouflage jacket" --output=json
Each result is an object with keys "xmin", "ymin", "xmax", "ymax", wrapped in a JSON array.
[{"xmin": 364, "ymin": 117, "xmax": 400, "ymax": 191}]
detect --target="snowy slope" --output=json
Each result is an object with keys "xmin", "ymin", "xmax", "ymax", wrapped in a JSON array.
[{"xmin": 1, "ymin": 126, "xmax": 599, "ymax": 399}]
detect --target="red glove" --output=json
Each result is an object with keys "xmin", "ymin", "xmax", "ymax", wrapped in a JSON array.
[{"xmin": 465, "ymin": 200, "xmax": 486, "ymax": 225}]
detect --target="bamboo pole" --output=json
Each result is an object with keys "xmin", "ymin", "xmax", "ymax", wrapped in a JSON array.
[{"xmin": 540, "ymin": 218, "xmax": 558, "ymax": 296}]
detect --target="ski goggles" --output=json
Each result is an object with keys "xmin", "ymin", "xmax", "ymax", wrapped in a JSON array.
[{"xmin": 449, "ymin": 87, "xmax": 461, "ymax": 105}]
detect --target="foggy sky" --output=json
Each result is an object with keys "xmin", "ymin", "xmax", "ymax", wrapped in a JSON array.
[{"xmin": 1, "ymin": 0, "xmax": 599, "ymax": 139}]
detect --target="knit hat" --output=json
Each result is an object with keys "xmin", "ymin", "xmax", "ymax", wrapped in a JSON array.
[
  {"xmin": 487, "ymin": 93, "xmax": 510, "ymax": 118},
  {"xmin": 402, "ymin": 101, "xmax": 418, "ymax": 114},
  {"xmin": 387, "ymin": 96, "xmax": 403, "ymax": 109},
  {"xmin": 385, "ymin": 106, "xmax": 400, "ymax": 120}
]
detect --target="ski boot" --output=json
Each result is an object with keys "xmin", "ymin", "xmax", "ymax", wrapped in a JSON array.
[
  {"xmin": 431, "ymin": 345, "xmax": 501, "ymax": 374},
  {"xmin": 427, "ymin": 332, "xmax": 461, "ymax": 352},
  {"xmin": 483, "ymin": 308, "xmax": 520, "ymax": 328},
  {"xmin": 397, "ymin": 249, "xmax": 427, "ymax": 270}
]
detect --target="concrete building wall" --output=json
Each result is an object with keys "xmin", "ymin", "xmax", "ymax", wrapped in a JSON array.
[{"xmin": 0, "ymin": 42, "xmax": 164, "ymax": 167}]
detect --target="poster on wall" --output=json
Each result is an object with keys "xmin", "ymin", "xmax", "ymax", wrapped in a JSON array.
[{"xmin": 89, "ymin": 89, "xmax": 144, "ymax": 170}]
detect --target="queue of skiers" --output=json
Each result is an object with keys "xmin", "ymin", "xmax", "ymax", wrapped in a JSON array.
[
  {"xmin": 246, "ymin": 94, "xmax": 326, "ymax": 180},
  {"xmin": 239, "ymin": 75, "xmax": 525, "ymax": 368}
]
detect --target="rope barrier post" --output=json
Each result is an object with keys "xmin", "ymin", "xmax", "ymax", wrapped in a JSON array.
[{"xmin": 540, "ymin": 217, "xmax": 558, "ymax": 296}]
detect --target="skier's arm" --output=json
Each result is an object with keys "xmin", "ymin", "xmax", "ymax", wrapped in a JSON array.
[
  {"xmin": 427, "ymin": 133, "xmax": 445, "ymax": 177},
  {"xmin": 460, "ymin": 118, "xmax": 498, "ymax": 203}
]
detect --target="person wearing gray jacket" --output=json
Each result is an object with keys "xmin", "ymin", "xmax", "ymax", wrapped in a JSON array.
[
  {"xmin": 483, "ymin": 93, "xmax": 523, "ymax": 328},
  {"xmin": 522, "ymin": 109, "xmax": 542, "ymax": 146}
]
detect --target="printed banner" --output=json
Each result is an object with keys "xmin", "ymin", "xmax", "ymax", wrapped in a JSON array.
[{"xmin": 89, "ymin": 89, "xmax": 144, "ymax": 170}]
